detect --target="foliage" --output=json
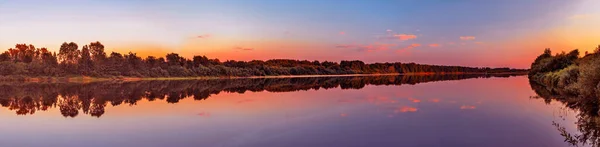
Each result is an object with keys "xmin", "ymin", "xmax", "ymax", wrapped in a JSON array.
[
  {"xmin": 529, "ymin": 45, "xmax": 600, "ymax": 98},
  {"xmin": 1, "ymin": 42, "xmax": 528, "ymax": 78}
]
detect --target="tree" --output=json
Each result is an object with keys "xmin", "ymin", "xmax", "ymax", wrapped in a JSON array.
[
  {"xmin": 58, "ymin": 42, "xmax": 80, "ymax": 64},
  {"xmin": 193, "ymin": 55, "xmax": 211, "ymax": 67},
  {"xmin": 79, "ymin": 45, "xmax": 93, "ymax": 73},
  {"xmin": 166, "ymin": 53, "xmax": 183, "ymax": 66},
  {"xmin": 40, "ymin": 51, "xmax": 57, "ymax": 66},
  {"xmin": 0, "ymin": 52, "xmax": 9, "ymax": 62},
  {"xmin": 544, "ymin": 48, "xmax": 552, "ymax": 56},
  {"xmin": 146, "ymin": 56, "xmax": 158, "ymax": 67},
  {"xmin": 89, "ymin": 41, "xmax": 106, "ymax": 63}
]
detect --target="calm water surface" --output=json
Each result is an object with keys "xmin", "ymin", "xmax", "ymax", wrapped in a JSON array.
[{"xmin": 0, "ymin": 75, "xmax": 590, "ymax": 147}]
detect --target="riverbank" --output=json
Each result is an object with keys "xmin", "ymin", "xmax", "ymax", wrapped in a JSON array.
[
  {"xmin": 1, "ymin": 72, "xmax": 528, "ymax": 83},
  {"xmin": 528, "ymin": 48, "xmax": 600, "ymax": 98}
]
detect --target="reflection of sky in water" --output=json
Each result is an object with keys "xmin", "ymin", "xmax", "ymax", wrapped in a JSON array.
[{"xmin": 0, "ymin": 76, "xmax": 582, "ymax": 147}]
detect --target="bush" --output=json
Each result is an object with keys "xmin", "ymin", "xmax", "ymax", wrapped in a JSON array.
[{"xmin": 577, "ymin": 58, "xmax": 600, "ymax": 97}]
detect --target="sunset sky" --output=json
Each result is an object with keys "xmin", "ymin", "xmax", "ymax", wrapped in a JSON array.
[{"xmin": 1, "ymin": 0, "xmax": 600, "ymax": 68}]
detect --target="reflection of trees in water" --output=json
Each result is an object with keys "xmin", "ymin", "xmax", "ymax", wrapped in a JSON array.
[
  {"xmin": 530, "ymin": 80, "xmax": 600, "ymax": 147},
  {"xmin": 0, "ymin": 74, "xmax": 521, "ymax": 117}
]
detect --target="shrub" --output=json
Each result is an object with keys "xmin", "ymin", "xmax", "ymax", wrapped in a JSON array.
[{"xmin": 577, "ymin": 58, "xmax": 600, "ymax": 97}]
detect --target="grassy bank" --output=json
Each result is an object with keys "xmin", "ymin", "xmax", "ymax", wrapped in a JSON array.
[{"xmin": 529, "ymin": 47, "xmax": 600, "ymax": 97}]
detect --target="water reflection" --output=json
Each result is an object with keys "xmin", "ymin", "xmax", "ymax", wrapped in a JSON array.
[
  {"xmin": 530, "ymin": 80, "xmax": 600, "ymax": 147},
  {"xmin": 0, "ymin": 74, "xmax": 520, "ymax": 117}
]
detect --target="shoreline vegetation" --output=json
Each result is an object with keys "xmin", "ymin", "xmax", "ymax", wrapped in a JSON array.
[
  {"xmin": 529, "ymin": 45, "xmax": 600, "ymax": 98},
  {"xmin": 0, "ymin": 41, "xmax": 527, "ymax": 82}
]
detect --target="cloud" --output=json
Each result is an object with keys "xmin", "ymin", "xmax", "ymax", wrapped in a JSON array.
[
  {"xmin": 474, "ymin": 42, "xmax": 484, "ymax": 45},
  {"xmin": 340, "ymin": 113, "xmax": 347, "ymax": 117},
  {"xmin": 403, "ymin": 43, "xmax": 421, "ymax": 49},
  {"xmin": 460, "ymin": 36, "xmax": 476, "ymax": 40},
  {"xmin": 429, "ymin": 99, "xmax": 440, "ymax": 103},
  {"xmin": 429, "ymin": 43, "xmax": 440, "ymax": 47},
  {"xmin": 408, "ymin": 97, "xmax": 421, "ymax": 103},
  {"xmin": 357, "ymin": 43, "xmax": 396, "ymax": 52},
  {"xmin": 197, "ymin": 112, "xmax": 211, "ymax": 117},
  {"xmin": 394, "ymin": 34, "xmax": 418, "ymax": 40},
  {"xmin": 377, "ymin": 29, "xmax": 417, "ymax": 41},
  {"xmin": 234, "ymin": 46, "xmax": 254, "ymax": 51},
  {"xmin": 335, "ymin": 44, "xmax": 357, "ymax": 49},
  {"xmin": 335, "ymin": 43, "xmax": 396, "ymax": 52},
  {"xmin": 196, "ymin": 34, "xmax": 212, "ymax": 39},
  {"xmin": 339, "ymin": 31, "xmax": 346, "ymax": 35},
  {"xmin": 396, "ymin": 43, "xmax": 421, "ymax": 54},
  {"xmin": 395, "ymin": 106, "xmax": 418, "ymax": 113},
  {"xmin": 460, "ymin": 105, "xmax": 476, "ymax": 109}
]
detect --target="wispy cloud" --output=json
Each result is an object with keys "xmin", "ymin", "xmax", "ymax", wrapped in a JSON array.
[
  {"xmin": 358, "ymin": 43, "xmax": 397, "ymax": 52},
  {"xmin": 196, "ymin": 34, "xmax": 212, "ymax": 39},
  {"xmin": 408, "ymin": 97, "xmax": 421, "ymax": 103},
  {"xmin": 340, "ymin": 113, "xmax": 347, "ymax": 117},
  {"xmin": 234, "ymin": 46, "xmax": 254, "ymax": 51},
  {"xmin": 429, "ymin": 43, "xmax": 440, "ymax": 47},
  {"xmin": 377, "ymin": 30, "xmax": 417, "ymax": 41},
  {"xmin": 460, "ymin": 36, "xmax": 476, "ymax": 40},
  {"xmin": 460, "ymin": 105, "xmax": 476, "ymax": 109},
  {"xmin": 395, "ymin": 106, "xmax": 418, "ymax": 113},
  {"xmin": 396, "ymin": 43, "xmax": 421, "ymax": 54},
  {"xmin": 394, "ymin": 34, "xmax": 418, "ymax": 40},
  {"xmin": 335, "ymin": 44, "xmax": 356, "ymax": 49},
  {"xmin": 403, "ymin": 43, "xmax": 421, "ymax": 50},
  {"xmin": 335, "ymin": 43, "xmax": 396, "ymax": 52},
  {"xmin": 429, "ymin": 99, "xmax": 440, "ymax": 103},
  {"xmin": 339, "ymin": 31, "xmax": 346, "ymax": 35},
  {"xmin": 197, "ymin": 112, "xmax": 211, "ymax": 117}
]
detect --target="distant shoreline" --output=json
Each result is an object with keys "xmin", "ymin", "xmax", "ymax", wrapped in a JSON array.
[
  {"xmin": 0, "ymin": 42, "xmax": 528, "ymax": 82},
  {"xmin": 0, "ymin": 72, "xmax": 528, "ymax": 83}
]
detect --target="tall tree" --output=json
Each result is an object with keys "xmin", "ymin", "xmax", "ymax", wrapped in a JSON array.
[
  {"xmin": 0, "ymin": 52, "xmax": 9, "ymax": 62},
  {"xmin": 166, "ymin": 53, "xmax": 183, "ymax": 66},
  {"xmin": 89, "ymin": 41, "xmax": 106, "ymax": 63},
  {"xmin": 58, "ymin": 42, "xmax": 80, "ymax": 64},
  {"xmin": 79, "ymin": 45, "xmax": 93, "ymax": 73}
]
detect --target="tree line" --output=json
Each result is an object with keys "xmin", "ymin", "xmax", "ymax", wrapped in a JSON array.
[{"xmin": 0, "ymin": 42, "xmax": 527, "ymax": 78}]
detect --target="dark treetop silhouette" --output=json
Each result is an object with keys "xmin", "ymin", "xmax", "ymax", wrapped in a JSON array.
[
  {"xmin": 0, "ymin": 74, "xmax": 522, "ymax": 117},
  {"xmin": 0, "ymin": 42, "xmax": 526, "ymax": 79}
]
